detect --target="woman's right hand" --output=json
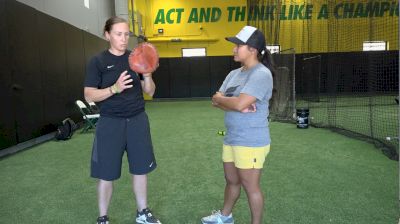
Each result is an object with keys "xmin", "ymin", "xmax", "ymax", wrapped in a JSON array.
[{"xmin": 114, "ymin": 71, "xmax": 133, "ymax": 93}]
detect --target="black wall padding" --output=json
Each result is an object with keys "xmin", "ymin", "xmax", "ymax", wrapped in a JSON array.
[
  {"xmin": 152, "ymin": 59, "xmax": 171, "ymax": 97},
  {"xmin": 8, "ymin": 0, "xmax": 45, "ymax": 143},
  {"xmin": 83, "ymin": 31, "xmax": 108, "ymax": 66},
  {"xmin": 64, "ymin": 24, "xmax": 87, "ymax": 118},
  {"xmin": 38, "ymin": 12, "xmax": 69, "ymax": 130},
  {"xmin": 0, "ymin": 0, "xmax": 108, "ymax": 149},
  {"xmin": 169, "ymin": 57, "xmax": 191, "ymax": 98},
  {"xmin": 210, "ymin": 57, "xmax": 232, "ymax": 94},
  {"xmin": 0, "ymin": 0, "xmax": 17, "ymax": 149},
  {"xmin": 189, "ymin": 57, "xmax": 210, "ymax": 97},
  {"xmin": 152, "ymin": 56, "xmax": 240, "ymax": 98}
]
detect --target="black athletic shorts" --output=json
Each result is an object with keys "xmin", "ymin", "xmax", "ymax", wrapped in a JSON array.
[{"xmin": 90, "ymin": 112, "xmax": 157, "ymax": 181}]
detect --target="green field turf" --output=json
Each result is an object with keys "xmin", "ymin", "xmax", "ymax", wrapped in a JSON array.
[{"xmin": 0, "ymin": 100, "xmax": 398, "ymax": 224}]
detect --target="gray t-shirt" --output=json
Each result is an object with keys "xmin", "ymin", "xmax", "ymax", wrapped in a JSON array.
[{"xmin": 219, "ymin": 63, "xmax": 273, "ymax": 147}]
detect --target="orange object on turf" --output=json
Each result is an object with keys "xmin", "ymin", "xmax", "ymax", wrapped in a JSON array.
[{"xmin": 128, "ymin": 43, "xmax": 159, "ymax": 74}]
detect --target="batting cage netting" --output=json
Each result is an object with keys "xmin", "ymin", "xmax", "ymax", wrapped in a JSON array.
[{"xmin": 247, "ymin": 0, "xmax": 399, "ymax": 159}]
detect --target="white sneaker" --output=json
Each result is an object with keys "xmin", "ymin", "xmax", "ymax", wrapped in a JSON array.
[
  {"xmin": 201, "ymin": 210, "xmax": 234, "ymax": 224},
  {"xmin": 136, "ymin": 208, "xmax": 161, "ymax": 224},
  {"xmin": 96, "ymin": 215, "xmax": 109, "ymax": 224}
]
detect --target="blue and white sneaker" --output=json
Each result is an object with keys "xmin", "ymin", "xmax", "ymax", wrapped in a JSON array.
[
  {"xmin": 136, "ymin": 208, "xmax": 161, "ymax": 224},
  {"xmin": 201, "ymin": 210, "xmax": 234, "ymax": 224}
]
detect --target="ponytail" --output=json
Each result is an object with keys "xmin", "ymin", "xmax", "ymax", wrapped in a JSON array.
[{"xmin": 258, "ymin": 49, "xmax": 276, "ymax": 78}]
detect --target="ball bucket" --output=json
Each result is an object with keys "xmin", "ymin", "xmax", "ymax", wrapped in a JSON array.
[{"xmin": 296, "ymin": 108, "xmax": 309, "ymax": 129}]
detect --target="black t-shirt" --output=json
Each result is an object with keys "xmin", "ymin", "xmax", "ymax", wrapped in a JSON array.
[{"xmin": 84, "ymin": 50, "xmax": 145, "ymax": 118}]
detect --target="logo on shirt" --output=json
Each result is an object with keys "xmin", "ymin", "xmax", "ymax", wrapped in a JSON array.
[
  {"xmin": 106, "ymin": 65, "xmax": 114, "ymax": 69},
  {"xmin": 225, "ymin": 85, "xmax": 240, "ymax": 97}
]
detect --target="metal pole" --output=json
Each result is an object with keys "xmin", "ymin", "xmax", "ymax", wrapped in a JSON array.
[
  {"xmin": 293, "ymin": 48, "xmax": 296, "ymax": 118},
  {"xmin": 397, "ymin": 4, "xmax": 400, "ymax": 224},
  {"xmin": 131, "ymin": 0, "xmax": 135, "ymax": 36}
]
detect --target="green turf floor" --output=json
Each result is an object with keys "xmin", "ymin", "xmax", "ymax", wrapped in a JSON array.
[{"xmin": 0, "ymin": 101, "xmax": 398, "ymax": 224}]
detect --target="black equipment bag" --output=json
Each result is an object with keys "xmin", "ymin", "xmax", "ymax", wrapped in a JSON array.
[{"xmin": 55, "ymin": 118, "xmax": 77, "ymax": 140}]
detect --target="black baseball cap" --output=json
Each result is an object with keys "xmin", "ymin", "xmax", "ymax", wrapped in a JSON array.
[{"xmin": 225, "ymin": 26, "xmax": 266, "ymax": 52}]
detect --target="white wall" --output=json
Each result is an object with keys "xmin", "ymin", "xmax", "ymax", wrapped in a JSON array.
[{"xmin": 17, "ymin": 0, "xmax": 115, "ymax": 38}]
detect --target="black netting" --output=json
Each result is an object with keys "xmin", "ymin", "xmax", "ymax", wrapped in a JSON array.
[
  {"xmin": 269, "ymin": 48, "xmax": 296, "ymax": 121},
  {"xmin": 248, "ymin": 0, "xmax": 399, "ymax": 160}
]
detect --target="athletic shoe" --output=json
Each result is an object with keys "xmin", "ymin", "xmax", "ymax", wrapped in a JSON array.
[
  {"xmin": 136, "ymin": 208, "xmax": 161, "ymax": 224},
  {"xmin": 96, "ymin": 215, "xmax": 109, "ymax": 224},
  {"xmin": 201, "ymin": 210, "xmax": 234, "ymax": 224}
]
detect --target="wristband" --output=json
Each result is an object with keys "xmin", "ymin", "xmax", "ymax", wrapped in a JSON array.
[{"xmin": 111, "ymin": 84, "xmax": 120, "ymax": 94}]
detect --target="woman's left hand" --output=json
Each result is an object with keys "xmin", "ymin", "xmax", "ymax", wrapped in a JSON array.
[{"xmin": 241, "ymin": 103, "xmax": 257, "ymax": 113}]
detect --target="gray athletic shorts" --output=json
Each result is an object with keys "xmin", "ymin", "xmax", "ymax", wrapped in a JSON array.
[{"xmin": 90, "ymin": 112, "xmax": 157, "ymax": 181}]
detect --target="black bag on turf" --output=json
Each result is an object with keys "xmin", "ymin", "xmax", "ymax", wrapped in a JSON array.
[{"xmin": 55, "ymin": 118, "xmax": 77, "ymax": 140}]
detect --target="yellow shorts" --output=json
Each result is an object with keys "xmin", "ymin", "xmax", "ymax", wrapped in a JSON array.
[{"xmin": 222, "ymin": 144, "xmax": 271, "ymax": 169}]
